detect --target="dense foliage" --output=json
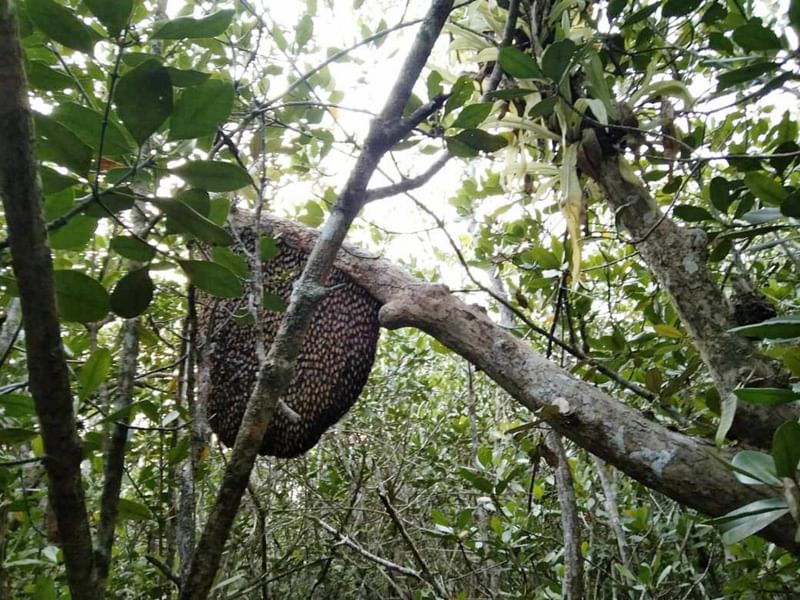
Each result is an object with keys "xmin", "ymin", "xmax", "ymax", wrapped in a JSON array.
[{"xmin": 1, "ymin": 0, "xmax": 799, "ymax": 597}]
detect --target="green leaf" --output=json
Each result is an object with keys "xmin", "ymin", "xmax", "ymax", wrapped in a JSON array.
[
  {"xmin": 110, "ymin": 236, "xmax": 156, "ymax": 262},
  {"xmin": 164, "ymin": 188, "xmax": 210, "ymax": 233},
  {"xmin": 49, "ymin": 215, "xmax": 97, "ymax": 250},
  {"xmin": 84, "ymin": 0, "xmax": 133, "ymax": 36},
  {"xmin": 174, "ymin": 188, "xmax": 210, "ymax": 216},
  {"xmin": 263, "ymin": 293, "xmax": 287, "ymax": 312},
  {"xmin": 165, "ymin": 68, "xmax": 211, "ymax": 87},
  {"xmin": 0, "ymin": 428, "xmax": 38, "ymax": 445},
  {"xmin": 85, "ymin": 188, "xmax": 136, "ymax": 217},
  {"xmin": 709, "ymin": 177, "xmax": 731, "ymax": 212},
  {"xmin": 732, "ymin": 21, "xmax": 782, "ymax": 52},
  {"xmin": 27, "ymin": 0, "xmax": 95, "ymax": 53},
  {"xmin": 212, "ymin": 247, "xmax": 249, "ymax": 279},
  {"xmin": 622, "ymin": 3, "xmax": 659, "ymax": 27},
  {"xmin": 717, "ymin": 62, "xmax": 777, "ymax": 91},
  {"xmin": 771, "ymin": 141, "xmax": 799, "ymax": 174},
  {"xmin": 426, "ymin": 70, "xmax": 443, "ymax": 99},
  {"xmin": 608, "ymin": 0, "xmax": 627, "ymax": 19},
  {"xmin": 497, "ymin": 47, "xmax": 542, "ymax": 79},
  {"xmin": 791, "ymin": 0, "xmax": 800, "ymax": 30},
  {"xmin": 653, "ymin": 324, "xmax": 682, "ymax": 338},
  {"xmin": 78, "ymin": 348, "xmax": 112, "ymax": 402},
  {"xmin": 673, "ymin": 205, "xmax": 713, "ymax": 221},
  {"xmin": 34, "ymin": 113, "xmax": 92, "ymax": 175},
  {"xmin": 583, "ymin": 53, "xmax": 615, "ymax": 120},
  {"xmin": 662, "ymin": 0, "xmax": 702, "ymax": 18},
  {"xmin": 527, "ymin": 97, "xmax": 557, "ymax": 119},
  {"xmin": 40, "ymin": 166, "xmax": 77, "ymax": 194},
  {"xmin": 179, "ymin": 260, "xmax": 243, "ymax": 298},
  {"xmin": 170, "ymin": 160, "xmax": 252, "ymax": 192},
  {"xmin": 743, "ymin": 172, "xmax": 787, "ymax": 205},
  {"xmin": 731, "ymin": 450, "xmax": 781, "ymax": 485},
  {"xmin": 169, "ymin": 79, "xmax": 235, "ymax": 140},
  {"xmin": 52, "ymin": 102, "xmax": 133, "ymax": 156},
  {"xmin": 773, "ymin": 421, "xmax": 800, "ymax": 478},
  {"xmin": 431, "ymin": 509, "xmax": 449, "ymax": 527},
  {"xmin": 708, "ymin": 32, "xmax": 734, "ymax": 54},
  {"xmin": 117, "ymin": 498, "xmax": 153, "ymax": 521},
  {"xmin": 26, "ymin": 61, "xmax": 72, "ymax": 91},
  {"xmin": 730, "ymin": 315, "xmax": 800, "ymax": 339},
  {"xmin": 0, "ymin": 394, "xmax": 35, "ymax": 418},
  {"xmin": 484, "ymin": 88, "xmax": 536, "ymax": 100},
  {"xmin": 111, "ymin": 269, "xmax": 154, "ymax": 318},
  {"xmin": 444, "ymin": 76, "xmax": 475, "ymax": 115},
  {"xmin": 260, "ymin": 236, "xmax": 280, "ymax": 262},
  {"xmin": 115, "ymin": 60, "xmax": 173, "ymax": 144},
  {"xmin": 298, "ymin": 201, "xmax": 324, "ymax": 227},
  {"xmin": 782, "ymin": 191, "xmax": 800, "ymax": 218},
  {"xmin": 451, "ymin": 103, "xmax": 492, "ymax": 129},
  {"xmin": 711, "ymin": 497, "xmax": 788, "ymax": 545},
  {"xmin": 541, "ymin": 39, "xmax": 576, "ymax": 82},
  {"xmin": 152, "ymin": 10, "xmax": 235, "ymax": 40},
  {"xmin": 53, "ymin": 270, "xmax": 110, "ymax": 323},
  {"xmin": 734, "ymin": 387, "xmax": 800, "ymax": 406},
  {"xmin": 147, "ymin": 197, "xmax": 233, "ymax": 246},
  {"xmin": 716, "ymin": 392, "xmax": 736, "ymax": 445},
  {"xmin": 458, "ymin": 468, "xmax": 494, "ymax": 493},
  {"xmin": 445, "ymin": 129, "xmax": 507, "ymax": 158},
  {"xmin": 295, "ymin": 14, "xmax": 313, "ymax": 49},
  {"xmin": 32, "ymin": 576, "xmax": 56, "ymax": 600}
]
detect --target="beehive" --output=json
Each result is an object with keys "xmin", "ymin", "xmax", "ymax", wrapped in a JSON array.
[{"xmin": 198, "ymin": 225, "xmax": 380, "ymax": 458}]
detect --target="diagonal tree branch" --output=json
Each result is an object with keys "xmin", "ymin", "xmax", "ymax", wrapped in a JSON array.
[
  {"xmin": 249, "ymin": 213, "xmax": 799, "ymax": 554},
  {"xmin": 180, "ymin": 2, "xmax": 456, "ymax": 597}
]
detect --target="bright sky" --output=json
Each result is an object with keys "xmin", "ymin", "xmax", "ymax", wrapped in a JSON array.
[{"xmin": 164, "ymin": 0, "xmax": 472, "ymax": 284}]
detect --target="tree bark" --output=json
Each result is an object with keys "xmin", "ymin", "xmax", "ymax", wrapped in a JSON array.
[
  {"xmin": 544, "ymin": 429, "xmax": 584, "ymax": 600},
  {"xmin": 577, "ymin": 128, "xmax": 794, "ymax": 449},
  {"xmin": 180, "ymin": 3, "xmax": 455, "ymax": 597},
  {"xmin": 249, "ymin": 213, "xmax": 798, "ymax": 553},
  {"xmin": 0, "ymin": 3, "xmax": 99, "ymax": 596}
]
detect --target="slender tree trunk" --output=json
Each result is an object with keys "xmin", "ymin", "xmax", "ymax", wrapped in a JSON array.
[
  {"xmin": 544, "ymin": 429, "xmax": 584, "ymax": 600},
  {"xmin": 0, "ymin": 4, "xmax": 99, "ymax": 596}
]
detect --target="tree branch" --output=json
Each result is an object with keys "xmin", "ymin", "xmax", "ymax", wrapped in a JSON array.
[
  {"xmin": 578, "ymin": 128, "xmax": 795, "ymax": 449},
  {"xmin": 313, "ymin": 518, "xmax": 427, "ymax": 582},
  {"xmin": 180, "ymin": 2, "xmax": 456, "ymax": 597},
  {"xmin": 249, "ymin": 213, "xmax": 799, "ymax": 553}
]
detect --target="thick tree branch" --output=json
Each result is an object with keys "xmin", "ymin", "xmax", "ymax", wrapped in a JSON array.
[
  {"xmin": 0, "ymin": 4, "xmax": 99, "ymax": 597},
  {"xmin": 578, "ymin": 128, "xmax": 794, "ymax": 448},
  {"xmin": 250, "ymin": 213, "xmax": 799, "ymax": 553},
  {"xmin": 180, "ymin": 2, "xmax": 456, "ymax": 597}
]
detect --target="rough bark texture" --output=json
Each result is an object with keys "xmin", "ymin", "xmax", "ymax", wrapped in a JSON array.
[
  {"xmin": 0, "ymin": 4, "xmax": 99, "ymax": 596},
  {"xmin": 180, "ymin": 3, "xmax": 455, "ymax": 596},
  {"xmin": 578, "ymin": 128, "xmax": 794, "ymax": 448},
  {"xmin": 544, "ymin": 429, "xmax": 584, "ymax": 600},
  {"xmin": 252, "ymin": 214, "xmax": 798, "ymax": 553}
]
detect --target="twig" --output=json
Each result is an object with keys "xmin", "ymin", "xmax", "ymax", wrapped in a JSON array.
[
  {"xmin": 313, "ymin": 518, "xmax": 426, "ymax": 582},
  {"xmin": 377, "ymin": 487, "xmax": 449, "ymax": 598},
  {"xmin": 146, "ymin": 554, "xmax": 181, "ymax": 587}
]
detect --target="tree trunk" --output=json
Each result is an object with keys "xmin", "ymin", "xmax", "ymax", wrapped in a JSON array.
[{"xmin": 578, "ymin": 127, "xmax": 794, "ymax": 448}]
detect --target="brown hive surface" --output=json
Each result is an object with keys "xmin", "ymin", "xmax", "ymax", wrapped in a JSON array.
[{"xmin": 198, "ymin": 226, "xmax": 380, "ymax": 458}]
